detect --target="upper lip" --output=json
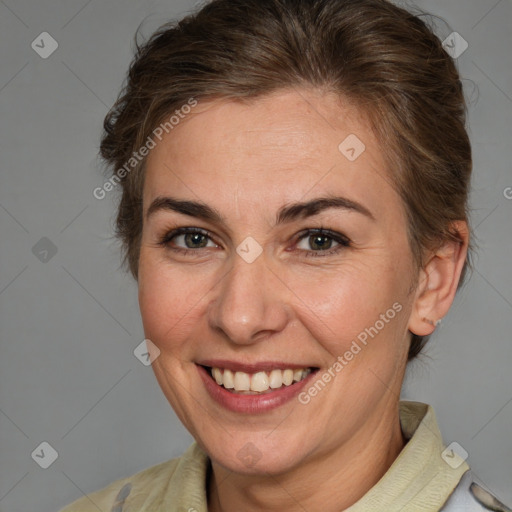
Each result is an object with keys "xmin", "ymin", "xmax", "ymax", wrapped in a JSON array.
[{"xmin": 197, "ymin": 359, "xmax": 318, "ymax": 373}]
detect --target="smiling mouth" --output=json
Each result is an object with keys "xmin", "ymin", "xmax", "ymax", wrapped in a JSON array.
[{"xmin": 203, "ymin": 366, "xmax": 317, "ymax": 394}]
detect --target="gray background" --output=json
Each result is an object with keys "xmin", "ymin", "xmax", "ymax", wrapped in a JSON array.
[{"xmin": 0, "ymin": 0, "xmax": 510, "ymax": 511}]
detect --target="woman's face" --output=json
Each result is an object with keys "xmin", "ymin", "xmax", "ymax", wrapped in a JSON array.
[{"xmin": 138, "ymin": 88, "xmax": 417, "ymax": 475}]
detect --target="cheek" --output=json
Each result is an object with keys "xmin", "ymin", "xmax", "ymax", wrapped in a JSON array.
[
  {"xmin": 137, "ymin": 252, "xmax": 207, "ymax": 351},
  {"xmin": 289, "ymin": 259, "xmax": 409, "ymax": 360}
]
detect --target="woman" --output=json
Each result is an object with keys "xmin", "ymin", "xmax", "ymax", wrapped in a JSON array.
[{"xmin": 60, "ymin": 0, "xmax": 510, "ymax": 510}]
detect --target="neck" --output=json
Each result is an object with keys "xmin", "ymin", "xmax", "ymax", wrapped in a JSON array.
[{"xmin": 207, "ymin": 402, "xmax": 407, "ymax": 512}]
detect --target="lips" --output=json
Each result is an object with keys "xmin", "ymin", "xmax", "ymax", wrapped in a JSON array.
[{"xmin": 196, "ymin": 361, "xmax": 319, "ymax": 413}]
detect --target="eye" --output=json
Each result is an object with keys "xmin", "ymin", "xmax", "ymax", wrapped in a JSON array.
[
  {"xmin": 158, "ymin": 227, "xmax": 218, "ymax": 253},
  {"xmin": 294, "ymin": 228, "xmax": 351, "ymax": 257},
  {"xmin": 157, "ymin": 226, "xmax": 350, "ymax": 258}
]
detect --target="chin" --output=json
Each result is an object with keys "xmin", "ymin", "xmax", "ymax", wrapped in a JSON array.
[{"xmin": 202, "ymin": 430, "xmax": 308, "ymax": 476}]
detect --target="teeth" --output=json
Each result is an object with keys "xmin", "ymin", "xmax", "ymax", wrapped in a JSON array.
[
  {"xmin": 223, "ymin": 369, "xmax": 234, "ymax": 389},
  {"xmin": 282, "ymin": 369, "xmax": 294, "ymax": 386},
  {"xmin": 212, "ymin": 367, "xmax": 223, "ymax": 385},
  {"xmin": 209, "ymin": 367, "xmax": 311, "ymax": 393},
  {"xmin": 234, "ymin": 371, "xmax": 250, "ymax": 391},
  {"xmin": 251, "ymin": 371, "xmax": 270, "ymax": 392},
  {"xmin": 269, "ymin": 369, "xmax": 282, "ymax": 389}
]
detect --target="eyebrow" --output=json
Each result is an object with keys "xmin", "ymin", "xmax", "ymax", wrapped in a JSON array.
[{"xmin": 145, "ymin": 195, "xmax": 375, "ymax": 225}]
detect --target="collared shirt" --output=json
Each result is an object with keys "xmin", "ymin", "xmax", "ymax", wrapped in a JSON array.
[{"xmin": 59, "ymin": 401, "xmax": 471, "ymax": 512}]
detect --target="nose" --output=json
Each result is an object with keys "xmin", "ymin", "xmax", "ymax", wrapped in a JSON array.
[{"xmin": 208, "ymin": 251, "xmax": 290, "ymax": 346}]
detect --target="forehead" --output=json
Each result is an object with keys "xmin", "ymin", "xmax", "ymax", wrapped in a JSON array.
[{"xmin": 143, "ymin": 89, "xmax": 396, "ymax": 219}]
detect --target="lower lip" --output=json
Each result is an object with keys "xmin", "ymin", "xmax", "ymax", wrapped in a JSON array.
[{"xmin": 197, "ymin": 365, "xmax": 317, "ymax": 413}]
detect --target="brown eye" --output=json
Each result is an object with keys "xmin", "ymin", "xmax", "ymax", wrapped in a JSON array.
[
  {"xmin": 181, "ymin": 232, "xmax": 209, "ymax": 248},
  {"xmin": 308, "ymin": 234, "xmax": 335, "ymax": 251},
  {"xmin": 295, "ymin": 228, "xmax": 350, "ymax": 256},
  {"xmin": 159, "ymin": 228, "xmax": 217, "ymax": 251}
]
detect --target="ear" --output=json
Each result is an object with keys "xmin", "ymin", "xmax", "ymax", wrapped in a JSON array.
[{"xmin": 408, "ymin": 221, "xmax": 469, "ymax": 336}]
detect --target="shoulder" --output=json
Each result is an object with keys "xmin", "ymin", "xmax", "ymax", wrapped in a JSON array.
[
  {"xmin": 57, "ymin": 459, "xmax": 180, "ymax": 512},
  {"xmin": 58, "ymin": 442, "xmax": 207, "ymax": 512},
  {"xmin": 441, "ymin": 470, "xmax": 512, "ymax": 512}
]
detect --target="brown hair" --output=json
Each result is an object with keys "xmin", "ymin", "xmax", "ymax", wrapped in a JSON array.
[{"xmin": 99, "ymin": 0, "xmax": 472, "ymax": 360}]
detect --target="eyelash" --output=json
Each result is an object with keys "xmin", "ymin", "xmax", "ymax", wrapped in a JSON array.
[{"xmin": 157, "ymin": 227, "xmax": 351, "ymax": 258}]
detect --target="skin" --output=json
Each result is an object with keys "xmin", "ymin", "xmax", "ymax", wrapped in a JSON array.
[{"xmin": 137, "ymin": 88, "xmax": 469, "ymax": 512}]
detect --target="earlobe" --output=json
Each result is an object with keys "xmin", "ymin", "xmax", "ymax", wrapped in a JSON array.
[
  {"xmin": 408, "ymin": 221, "xmax": 469, "ymax": 337},
  {"xmin": 421, "ymin": 317, "xmax": 441, "ymax": 327}
]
